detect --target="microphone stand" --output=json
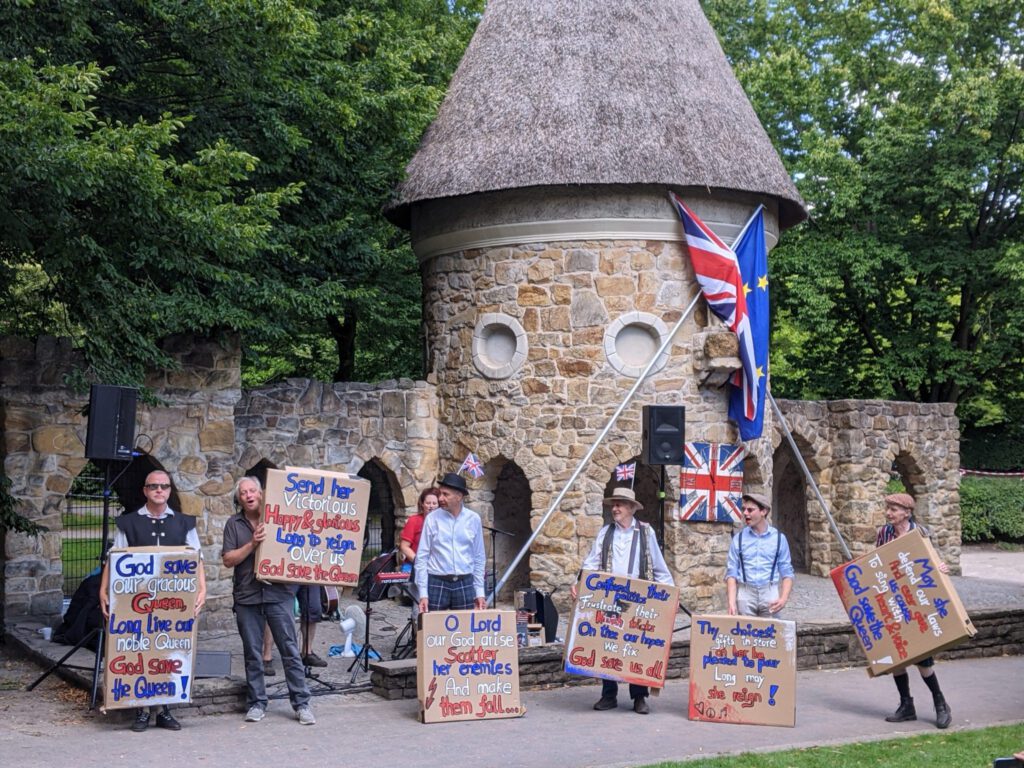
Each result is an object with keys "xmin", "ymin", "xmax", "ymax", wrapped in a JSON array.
[{"xmin": 482, "ymin": 525, "xmax": 515, "ymax": 606}]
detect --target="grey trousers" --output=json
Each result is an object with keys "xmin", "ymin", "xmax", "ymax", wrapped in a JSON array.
[
  {"xmin": 736, "ymin": 582, "xmax": 784, "ymax": 618},
  {"xmin": 235, "ymin": 601, "xmax": 310, "ymax": 710}
]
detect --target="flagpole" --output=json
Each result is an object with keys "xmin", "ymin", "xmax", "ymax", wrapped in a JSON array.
[
  {"xmin": 486, "ymin": 292, "xmax": 702, "ymax": 606},
  {"xmin": 768, "ymin": 389, "xmax": 852, "ymax": 561}
]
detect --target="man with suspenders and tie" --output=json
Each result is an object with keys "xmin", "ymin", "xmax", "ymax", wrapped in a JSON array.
[
  {"xmin": 572, "ymin": 487, "xmax": 674, "ymax": 715},
  {"xmin": 726, "ymin": 492, "xmax": 795, "ymax": 617}
]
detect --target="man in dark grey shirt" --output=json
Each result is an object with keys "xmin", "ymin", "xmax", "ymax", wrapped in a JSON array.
[{"xmin": 221, "ymin": 476, "xmax": 315, "ymax": 725}]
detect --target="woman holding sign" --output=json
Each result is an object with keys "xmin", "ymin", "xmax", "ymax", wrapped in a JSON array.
[{"xmin": 876, "ymin": 492, "xmax": 952, "ymax": 730}]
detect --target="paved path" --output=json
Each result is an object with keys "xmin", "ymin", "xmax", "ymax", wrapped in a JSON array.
[{"xmin": 2, "ymin": 654, "xmax": 1022, "ymax": 768}]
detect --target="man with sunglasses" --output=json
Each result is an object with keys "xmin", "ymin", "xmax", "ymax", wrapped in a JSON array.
[{"xmin": 98, "ymin": 469, "xmax": 207, "ymax": 732}]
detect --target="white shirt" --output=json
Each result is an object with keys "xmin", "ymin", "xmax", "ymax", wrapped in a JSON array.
[
  {"xmin": 414, "ymin": 505, "xmax": 487, "ymax": 598},
  {"xmin": 582, "ymin": 519, "xmax": 674, "ymax": 584}
]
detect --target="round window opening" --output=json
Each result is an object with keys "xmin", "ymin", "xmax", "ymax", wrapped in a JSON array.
[
  {"xmin": 480, "ymin": 324, "xmax": 517, "ymax": 366},
  {"xmin": 616, "ymin": 323, "xmax": 660, "ymax": 367},
  {"xmin": 604, "ymin": 312, "xmax": 669, "ymax": 377},
  {"xmin": 472, "ymin": 314, "xmax": 528, "ymax": 379}
]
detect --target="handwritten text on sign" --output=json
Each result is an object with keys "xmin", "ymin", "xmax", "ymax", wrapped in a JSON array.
[
  {"xmin": 416, "ymin": 610, "xmax": 523, "ymax": 724},
  {"xmin": 256, "ymin": 468, "xmax": 370, "ymax": 587},
  {"xmin": 103, "ymin": 548, "xmax": 199, "ymax": 711},
  {"xmin": 564, "ymin": 571, "xmax": 679, "ymax": 688},
  {"xmin": 688, "ymin": 614, "xmax": 797, "ymax": 727},
  {"xmin": 831, "ymin": 528, "xmax": 976, "ymax": 677}
]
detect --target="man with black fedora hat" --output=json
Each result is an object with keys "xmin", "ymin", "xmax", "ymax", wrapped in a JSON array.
[
  {"xmin": 572, "ymin": 486, "xmax": 673, "ymax": 715},
  {"xmin": 415, "ymin": 472, "xmax": 487, "ymax": 613},
  {"xmin": 725, "ymin": 491, "xmax": 794, "ymax": 618}
]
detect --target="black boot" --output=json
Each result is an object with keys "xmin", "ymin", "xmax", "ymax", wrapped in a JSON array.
[
  {"xmin": 885, "ymin": 697, "xmax": 917, "ymax": 722},
  {"xmin": 934, "ymin": 695, "xmax": 951, "ymax": 729}
]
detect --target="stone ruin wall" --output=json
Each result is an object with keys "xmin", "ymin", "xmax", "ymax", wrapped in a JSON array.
[
  {"xmin": 0, "ymin": 335, "xmax": 439, "ymax": 628},
  {"xmin": 2, "ymin": 335, "xmax": 960, "ymax": 624},
  {"xmin": 774, "ymin": 398, "xmax": 961, "ymax": 577}
]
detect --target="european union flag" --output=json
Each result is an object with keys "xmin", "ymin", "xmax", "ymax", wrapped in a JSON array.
[{"xmin": 728, "ymin": 207, "xmax": 768, "ymax": 440}]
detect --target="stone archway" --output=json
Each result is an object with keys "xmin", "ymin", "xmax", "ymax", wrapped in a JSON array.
[
  {"xmin": 772, "ymin": 445, "xmax": 809, "ymax": 572},
  {"xmin": 491, "ymin": 461, "xmax": 532, "ymax": 600},
  {"xmin": 357, "ymin": 459, "xmax": 400, "ymax": 567}
]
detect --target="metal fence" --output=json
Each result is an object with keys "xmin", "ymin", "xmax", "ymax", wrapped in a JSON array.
[{"xmin": 61, "ymin": 469, "xmax": 123, "ymax": 597}]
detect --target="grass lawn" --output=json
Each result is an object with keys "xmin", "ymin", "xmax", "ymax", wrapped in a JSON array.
[
  {"xmin": 61, "ymin": 537, "xmax": 104, "ymax": 594},
  {"xmin": 641, "ymin": 723, "xmax": 1024, "ymax": 768}
]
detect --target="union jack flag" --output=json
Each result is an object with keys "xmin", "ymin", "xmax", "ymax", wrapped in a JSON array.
[
  {"xmin": 459, "ymin": 452, "xmax": 484, "ymax": 479},
  {"xmin": 679, "ymin": 442, "xmax": 745, "ymax": 523},
  {"xmin": 615, "ymin": 462, "xmax": 636, "ymax": 481},
  {"xmin": 669, "ymin": 192, "xmax": 759, "ymax": 424}
]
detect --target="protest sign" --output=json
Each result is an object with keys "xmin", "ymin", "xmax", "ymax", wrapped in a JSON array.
[
  {"xmin": 831, "ymin": 528, "xmax": 976, "ymax": 677},
  {"xmin": 256, "ymin": 467, "xmax": 370, "ymax": 588},
  {"xmin": 102, "ymin": 547, "xmax": 199, "ymax": 711},
  {"xmin": 563, "ymin": 571, "xmax": 679, "ymax": 688},
  {"xmin": 416, "ymin": 609, "xmax": 523, "ymax": 723},
  {"xmin": 688, "ymin": 614, "xmax": 797, "ymax": 727}
]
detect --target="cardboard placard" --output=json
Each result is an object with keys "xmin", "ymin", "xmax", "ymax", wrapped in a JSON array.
[
  {"xmin": 563, "ymin": 571, "xmax": 679, "ymax": 688},
  {"xmin": 256, "ymin": 467, "xmax": 370, "ymax": 587},
  {"xmin": 831, "ymin": 528, "xmax": 976, "ymax": 677},
  {"xmin": 687, "ymin": 614, "xmax": 797, "ymax": 727},
  {"xmin": 102, "ymin": 547, "xmax": 199, "ymax": 711},
  {"xmin": 416, "ymin": 609, "xmax": 524, "ymax": 723}
]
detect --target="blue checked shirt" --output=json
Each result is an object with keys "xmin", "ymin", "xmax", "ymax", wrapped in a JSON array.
[{"xmin": 726, "ymin": 525, "xmax": 794, "ymax": 586}]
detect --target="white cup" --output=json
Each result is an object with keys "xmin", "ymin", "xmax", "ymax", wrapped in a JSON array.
[{"xmin": 39, "ymin": 627, "xmax": 52, "ymax": 641}]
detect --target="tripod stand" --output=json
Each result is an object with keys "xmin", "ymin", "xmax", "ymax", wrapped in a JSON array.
[
  {"xmin": 347, "ymin": 588, "xmax": 381, "ymax": 683},
  {"xmin": 27, "ymin": 625, "xmax": 106, "ymax": 708},
  {"xmin": 30, "ymin": 459, "xmax": 128, "ymax": 709},
  {"xmin": 482, "ymin": 524, "xmax": 515, "ymax": 606}
]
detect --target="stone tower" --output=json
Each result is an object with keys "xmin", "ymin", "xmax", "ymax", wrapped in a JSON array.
[{"xmin": 385, "ymin": 0, "xmax": 807, "ymax": 608}]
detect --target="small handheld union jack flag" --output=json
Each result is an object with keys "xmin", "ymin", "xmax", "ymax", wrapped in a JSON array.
[
  {"xmin": 615, "ymin": 462, "xmax": 636, "ymax": 482},
  {"xmin": 459, "ymin": 452, "xmax": 484, "ymax": 479}
]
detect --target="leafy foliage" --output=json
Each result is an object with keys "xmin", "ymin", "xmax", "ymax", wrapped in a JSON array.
[
  {"xmin": 959, "ymin": 476, "xmax": 1024, "ymax": 542},
  {"xmin": 703, "ymin": 0, "xmax": 1024, "ymax": 429},
  {"xmin": 0, "ymin": 0, "xmax": 481, "ymax": 385}
]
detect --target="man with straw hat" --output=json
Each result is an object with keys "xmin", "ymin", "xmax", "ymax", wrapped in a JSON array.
[{"xmin": 572, "ymin": 486, "xmax": 673, "ymax": 715}]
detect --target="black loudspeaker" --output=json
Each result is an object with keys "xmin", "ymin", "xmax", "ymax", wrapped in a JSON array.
[
  {"xmin": 85, "ymin": 385, "xmax": 138, "ymax": 461},
  {"xmin": 641, "ymin": 405, "xmax": 686, "ymax": 465}
]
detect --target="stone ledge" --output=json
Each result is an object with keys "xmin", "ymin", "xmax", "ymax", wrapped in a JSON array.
[{"xmin": 370, "ymin": 607, "xmax": 1024, "ymax": 699}]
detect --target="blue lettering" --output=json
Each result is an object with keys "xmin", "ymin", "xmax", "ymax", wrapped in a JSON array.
[
  {"xmin": 114, "ymin": 556, "xmax": 154, "ymax": 578},
  {"xmin": 283, "ymin": 473, "xmax": 325, "ymax": 495},
  {"xmin": 163, "ymin": 559, "xmax": 196, "ymax": 575}
]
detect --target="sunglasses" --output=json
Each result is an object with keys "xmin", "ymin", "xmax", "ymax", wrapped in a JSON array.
[{"xmin": 144, "ymin": 483, "xmax": 172, "ymax": 491}]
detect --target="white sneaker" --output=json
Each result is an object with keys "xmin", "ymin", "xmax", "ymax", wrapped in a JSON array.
[
  {"xmin": 245, "ymin": 705, "xmax": 265, "ymax": 723},
  {"xmin": 296, "ymin": 705, "xmax": 316, "ymax": 725}
]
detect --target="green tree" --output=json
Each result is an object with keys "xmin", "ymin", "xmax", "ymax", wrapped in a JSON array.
[
  {"xmin": 1, "ymin": 0, "xmax": 481, "ymax": 385},
  {"xmin": 703, "ymin": 0, "xmax": 1024, "ymax": 428}
]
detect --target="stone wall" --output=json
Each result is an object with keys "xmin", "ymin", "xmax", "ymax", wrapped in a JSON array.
[
  {"xmin": 0, "ymin": 334, "xmax": 243, "ymax": 620},
  {"xmin": 1, "ymin": 336, "xmax": 439, "ymax": 627},
  {"xmin": 773, "ymin": 399, "xmax": 961, "ymax": 577},
  {"xmin": 1, "ymin": 331, "xmax": 960, "ymax": 626},
  {"xmin": 370, "ymin": 606, "xmax": 1024, "ymax": 700}
]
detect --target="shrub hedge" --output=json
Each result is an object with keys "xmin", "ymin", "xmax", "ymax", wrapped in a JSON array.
[{"xmin": 959, "ymin": 476, "xmax": 1024, "ymax": 542}]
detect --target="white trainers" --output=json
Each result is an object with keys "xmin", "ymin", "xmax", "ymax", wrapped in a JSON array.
[
  {"xmin": 296, "ymin": 705, "xmax": 316, "ymax": 725},
  {"xmin": 245, "ymin": 705, "xmax": 265, "ymax": 722}
]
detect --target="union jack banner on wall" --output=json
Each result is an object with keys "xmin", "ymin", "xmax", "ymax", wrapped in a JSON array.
[{"xmin": 679, "ymin": 442, "xmax": 745, "ymax": 523}]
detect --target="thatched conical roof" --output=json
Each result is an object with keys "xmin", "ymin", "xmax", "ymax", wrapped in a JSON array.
[{"xmin": 385, "ymin": 0, "xmax": 806, "ymax": 231}]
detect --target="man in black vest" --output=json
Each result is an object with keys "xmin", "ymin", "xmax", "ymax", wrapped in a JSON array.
[
  {"xmin": 571, "ymin": 487, "xmax": 674, "ymax": 715},
  {"xmin": 99, "ymin": 469, "xmax": 206, "ymax": 732}
]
